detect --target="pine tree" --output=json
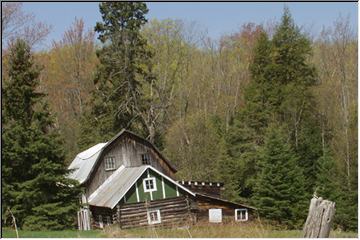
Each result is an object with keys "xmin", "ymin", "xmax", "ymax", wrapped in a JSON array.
[
  {"xmin": 252, "ymin": 124, "xmax": 307, "ymax": 228},
  {"xmin": 79, "ymin": 2, "xmax": 154, "ymax": 148},
  {"xmin": 2, "ymin": 39, "xmax": 81, "ymax": 230}
]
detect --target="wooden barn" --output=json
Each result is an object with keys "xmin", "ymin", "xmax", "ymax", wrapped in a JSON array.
[{"xmin": 68, "ymin": 129, "xmax": 256, "ymax": 230}]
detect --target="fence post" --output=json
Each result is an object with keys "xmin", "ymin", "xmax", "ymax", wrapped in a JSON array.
[{"xmin": 303, "ymin": 196, "xmax": 336, "ymax": 238}]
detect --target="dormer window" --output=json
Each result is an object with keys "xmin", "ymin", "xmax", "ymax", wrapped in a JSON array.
[
  {"xmin": 105, "ymin": 157, "xmax": 115, "ymax": 171},
  {"xmin": 141, "ymin": 153, "xmax": 151, "ymax": 165}
]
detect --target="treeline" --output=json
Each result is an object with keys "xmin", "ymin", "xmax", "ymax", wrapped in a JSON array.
[{"xmin": 2, "ymin": 2, "xmax": 357, "ymax": 231}]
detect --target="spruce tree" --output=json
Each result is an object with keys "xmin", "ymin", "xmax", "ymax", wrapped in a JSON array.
[
  {"xmin": 270, "ymin": 7, "xmax": 322, "ymax": 193},
  {"xmin": 2, "ymin": 39, "xmax": 81, "ymax": 230},
  {"xmin": 227, "ymin": 8, "xmax": 322, "ymax": 206},
  {"xmin": 79, "ymin": 2, "xmax": 153, "ymax": 148},
  {"xmin": 253, "ymin": 124, "xmax": 307, "ymax": 228},
  {"xmin": 225, "ymin": 115, "xmax": 259, "ymax": 202}
]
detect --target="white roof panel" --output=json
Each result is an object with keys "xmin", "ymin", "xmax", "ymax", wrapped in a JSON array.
[{"xmin": 67, "ymin": 143, "xmax": 107, "ymax": 184}]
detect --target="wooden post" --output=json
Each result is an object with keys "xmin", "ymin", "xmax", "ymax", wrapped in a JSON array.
[
  {"xmin": 303, "ymin": 196, "xmax": 336, "ymax": 238},
  {"xmin": 7, "ymin": 208, "xmax": 19, "ymax": 238}
]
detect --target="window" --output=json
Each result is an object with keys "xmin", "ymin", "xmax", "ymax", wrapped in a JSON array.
[
  {"xmin": 105, "ymin": 157, "xmax": 115, "ymax": 171},
  {"xmin": 147, "ymin": 209, "xmax": 161, "ymax": 224},
  {"xmin": 235, "ymin": 209, "xmax": 248, "ymax": 221},
  {"xmin": 141, "ymin": 154, "xmax": 151, "ymax": 165},
  {"xmin": 143, "ymin": 177, "xmax": 157, "ymax": 192}
]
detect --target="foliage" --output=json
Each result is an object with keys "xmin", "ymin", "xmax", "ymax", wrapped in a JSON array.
[
  {"xmin": 79, "ymin": 2, "xmax": 154, "ymax": 148},
  {"xmin": 38, "ymin": 18, "xmax": 97, "ymax": 163},
  {"xmin": 1, "ymin": 5, "xmax": 357, "ymax": 232},
  {"xmin": 164, "ymin": 112, "xmax": 228, "ymax": 181},
  {"xmin": 253, "ymin": 125, "xmax": 307, "ymax": 228},
  {"xmin": 2, "ymin": 39, "xmax": 81, "ymax": 230}
]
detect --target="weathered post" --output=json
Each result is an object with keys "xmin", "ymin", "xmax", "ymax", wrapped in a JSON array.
[{"xmin": 303, "ymin": 195, "xmax": 336, "ymax": 238}]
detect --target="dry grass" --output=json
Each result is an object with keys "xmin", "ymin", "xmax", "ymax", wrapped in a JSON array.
[{"xmin": 103, "ymin": 221, "xmax": 358, "ymax": 238}]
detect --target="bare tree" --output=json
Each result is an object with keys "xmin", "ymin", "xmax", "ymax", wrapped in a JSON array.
[{"xmin": 2, "ymin": 2, "xmax": 51, "ymax": 48}]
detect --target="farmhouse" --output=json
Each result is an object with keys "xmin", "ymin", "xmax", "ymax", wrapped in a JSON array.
[{"xmin": 68, "ymin": 129, "xmax": 256, "ymax": 230}]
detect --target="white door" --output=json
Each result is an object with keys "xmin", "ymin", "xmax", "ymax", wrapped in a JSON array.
[{"xmin": 209, "ymin": 208, "xmax": 222, "ymax": 223}]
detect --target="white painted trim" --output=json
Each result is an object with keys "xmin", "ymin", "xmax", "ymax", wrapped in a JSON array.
[
  {"xmin": 98, "ymin": 165, "xmax": 196, "ymax": 209},
  {"xmin": 143, "ymin": 177, "xmax": 157, "ymax": 192},
  {"xmin": 146, "ymin": 169, "xmax": 153, "ymax": 200},
  {"xmin": 235, "ymin": 208, "xmax": 248, "ymax": 221},
  {"xmin": 176, "ymin": 186, "xmax": 179, "ymax": 197},
  {"xmin": 147, "ymin": 166, "xmax": 196, "ymax": 197},
  {"xmin": 147, "ymin": 209, "xmax": 161, "ymax": 225},
  {"xmin": 161, "ymin": 176, "xmax": 166, "ymax": 199},
  {"xmin": 136, "ymin": 182, "xmax": 140, "ymax": 202}
]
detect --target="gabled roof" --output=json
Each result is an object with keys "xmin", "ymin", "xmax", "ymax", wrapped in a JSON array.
[
  {"xmin": 88, "ymin": 165, "xmax": 195, "ymax": 209},
  {"xmin": 68, "ymin": 129, "xmax": 177, "ymax": 184}
]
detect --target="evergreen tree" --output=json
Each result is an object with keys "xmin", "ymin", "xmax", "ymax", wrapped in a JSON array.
[
  {"xmin": 224, "ymin": 115, "xmax": 259, "ymax": 202},
  {"xmin": 253, "ymin": 124, "xmax": 307, "ymax": 228},
  {"xmin": 271, "ymin": 8, "xmax": 321, "ymax": 193},
  {"xmin": 227, "ymin": 7, "xmax": 321, "ymax": 206},
  {"xmin": 2, "ymin": 39, "xmax": 81, "ymax": 230},
  {"xmin": 79, "ymin": 2, "xmax": 154, "ymax": 148}
]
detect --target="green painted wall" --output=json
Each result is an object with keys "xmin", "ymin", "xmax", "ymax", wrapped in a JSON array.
[{"xmin": 124, "ymin": 168, "xmax": 183, "ymax": 204}]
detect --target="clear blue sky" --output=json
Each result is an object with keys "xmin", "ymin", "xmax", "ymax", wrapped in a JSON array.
[{"xmin": 22, "ymin": 2, "xmax": 358, "ymax": 50}]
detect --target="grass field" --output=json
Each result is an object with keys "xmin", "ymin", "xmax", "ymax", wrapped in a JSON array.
[{"xmin": 2, "ymin": 222, "xmax": 358, "ymax": 238}]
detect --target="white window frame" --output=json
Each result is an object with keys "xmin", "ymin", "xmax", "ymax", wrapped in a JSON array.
[
  {"xmin": 235, "ymin": 208, "xmax": 248, "ymax": 221},
  {"xmin": 143, "ymin": 177, "xmax": 157, "ymax": 192},
  {"xmin": 141, "ymin": 153, "xmax": 151, "ymax": 165},
  {"xmin": 105, "ymin": 156, "xmax": 116, "ymax": 171},
  {"xmin": 147, "ymin": 209, "xmax": 161, "ymax": 224}
]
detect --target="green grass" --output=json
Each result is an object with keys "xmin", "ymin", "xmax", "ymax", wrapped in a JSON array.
[
  {"xmin": 2, "ymin": 223, "xmax": 357, "ymax": 238},
  {"xmin": 103, "ymin": 221, "xmax": 357, "ymax": 238},
  {"xmin": 2, "ymin": 228, "xmax": 105, "ymax": 238}
]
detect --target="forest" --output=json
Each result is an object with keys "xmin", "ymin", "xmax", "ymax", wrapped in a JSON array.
[{"xmin": 2, "ymin": 2, "xmax": 357, "ymax": 233}]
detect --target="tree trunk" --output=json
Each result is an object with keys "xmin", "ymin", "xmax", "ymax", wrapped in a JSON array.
[{"xmin": 303, "ymin": 196, "xmax": 336, "ymax": 238}]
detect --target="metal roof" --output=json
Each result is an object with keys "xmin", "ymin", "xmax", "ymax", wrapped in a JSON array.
[
  {"xmin": 67, "ymin": 143, "xmax": 107, "ymax": 184},
  {"xmin": 67, "ymin": 129, "xmax": 177, "ymax": 185},
  {"xmin": 88, "ymin": 165, "xmax": 195, "ymax": 209}
]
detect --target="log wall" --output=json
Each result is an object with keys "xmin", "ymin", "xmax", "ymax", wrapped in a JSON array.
[
  {"xmin": 117, "ymin": 196, "xmax": 195, "ymax": 229},
  {"xmin": 195, "ymin": 196, "xmax": 255, "ymax": 222}
]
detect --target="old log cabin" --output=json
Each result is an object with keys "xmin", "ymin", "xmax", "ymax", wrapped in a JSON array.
[{"xmin": 68, "ymin": 129, "xmax": 256, "ymax": 229}]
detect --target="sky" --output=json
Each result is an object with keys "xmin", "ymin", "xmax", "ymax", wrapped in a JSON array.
[{"xmin": 22, "ymin": 2, "xmax": 358, "ymax": 50}]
